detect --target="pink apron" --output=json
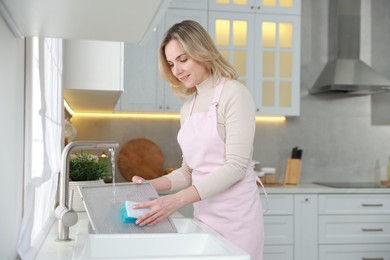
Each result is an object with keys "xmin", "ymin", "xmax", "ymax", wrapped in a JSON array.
[{"xmin": 177, "ymin": 78, "xmax": 264, "ymax": 260}]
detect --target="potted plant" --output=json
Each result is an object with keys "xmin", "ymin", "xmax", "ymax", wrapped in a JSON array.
[
  {"xmin": 69, "ymin": 152, "xmax": 108, "ymax": 211},
  {"xmin": 70, "ymin": 152, "xmax": 108, "ymax": 181}
]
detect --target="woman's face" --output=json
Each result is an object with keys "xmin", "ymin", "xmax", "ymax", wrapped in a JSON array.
[{"xmin": 165, "ymin": 39, "xmax": 210, "ymax": 89}]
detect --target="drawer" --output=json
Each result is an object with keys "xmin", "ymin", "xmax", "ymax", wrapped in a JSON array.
[
  {"xmin": 261, "ymin": 194, "xmax": 293, "ymax": 215},
  {"xmin": 264, "ymin": 245, "xmax": 293, "ymax": 260},
  {"xmin": 319, "ymin": 194, "xmax": 390, "ymax": 214},
  {"xmin": 319, "ymin": 215, "xmax": 390, "ymax": 244},
  {"xmin": 319, "ymin": 244, "xmax": 390, "ymax": 260},
  {"xmin": 264, "ymin": 216, "xmax": 293, "ymax": 245}
]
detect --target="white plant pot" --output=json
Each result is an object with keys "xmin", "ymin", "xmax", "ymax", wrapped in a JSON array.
[{"xmin": 69, "ymin": 180, "xmax": 105, "ymax": 212}]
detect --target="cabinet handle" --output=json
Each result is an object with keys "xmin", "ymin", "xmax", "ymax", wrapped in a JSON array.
[
  {"xmin": 257, "ymin": 6, "xmax": 261, "ymax": 10},
  {"xmin": 361, "ymin": 203, "xmax": 383, "ymax": 207},
  {"xmin": 250, "ymin": 5, "xmax": 254, "ymax": 9},
  {"xmin": 304, "ymin": 198, "xmax": 309, "ymax": 202},
  {"xmin": 362, "ymin": 258, "xmax": 384, "ymax": 260},
  {"xmin": 166, "ymin": 106, "xmax": 170, "ymax": 110},
  {"xmin": 361, "ymin": 228, "xmax": 383, "ymax": 232}
]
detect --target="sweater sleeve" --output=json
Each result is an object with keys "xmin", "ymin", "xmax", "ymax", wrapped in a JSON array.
[
  {"xmin": 162, "ymin": 158, "xmax": 192, "ymax": 191},
  {"xmin": 193, "ymin": 81, "xmax": 256, "ymax": 199}
]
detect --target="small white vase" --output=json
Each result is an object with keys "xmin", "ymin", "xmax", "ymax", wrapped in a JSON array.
[{"xmin": 69, "ymin": 179, "xmax": 105, "ymax": 212}]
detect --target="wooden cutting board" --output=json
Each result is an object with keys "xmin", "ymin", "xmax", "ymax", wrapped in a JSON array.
[{"xmin": 118, "ymin": 138, "xmax": 164, "ymax": 181}]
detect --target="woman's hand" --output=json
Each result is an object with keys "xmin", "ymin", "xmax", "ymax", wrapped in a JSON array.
[
  {"xmin": 133, "ymin": 193, "xmax": 181, "ymax": 226},
  {"xmin": 132, "ymin": 175, "xmax": 145, "ymax": 184},
  {"xmin": 133, "ymin": 186, "xmax": 201, "ymax": 226}
]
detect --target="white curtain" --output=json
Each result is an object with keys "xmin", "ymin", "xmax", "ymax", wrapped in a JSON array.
[{"xmin": 17, "ymin": 37, "xmax": 63, "ymax": 260}]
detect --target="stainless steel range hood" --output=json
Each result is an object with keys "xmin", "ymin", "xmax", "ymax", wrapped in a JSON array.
[{"xmin": 310, "ymin": 0, "xmax": 390, "ymax": 95}]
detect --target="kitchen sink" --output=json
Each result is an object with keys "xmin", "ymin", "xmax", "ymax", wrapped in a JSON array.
[{"xmin": 72, "ymin": 218, "xmax": 250, "ymax": 260}]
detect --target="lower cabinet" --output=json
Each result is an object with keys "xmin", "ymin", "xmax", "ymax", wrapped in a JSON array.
[
  {"xmin": 262, "ymin": 194, "xmax": 294, "ymax": 260},
  {"xmin": 262, "ymin": 192, "xmax": 390, "ymax": 260},
  {"xmin": 319, "ymin": 244, "xmax": 390, "ymax": 260},
  {"xmin": 318, "ymin": 194, "xmax": 390, "ymax": 260}
]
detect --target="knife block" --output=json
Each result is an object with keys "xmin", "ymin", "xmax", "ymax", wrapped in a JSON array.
[{"xmin": 284, "ymin": 159, "xmax": 301, "ymax": 185}]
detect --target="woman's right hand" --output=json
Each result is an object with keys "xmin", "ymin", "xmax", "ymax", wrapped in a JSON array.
[{"xmin": 132, "ymin": 175, "xmax": 145, "ymax": 184}]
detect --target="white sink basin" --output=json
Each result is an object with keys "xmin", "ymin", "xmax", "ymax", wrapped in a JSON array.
[{"xmin": 72, "ymin": 218, "xmax": 249, "ymax": 260}]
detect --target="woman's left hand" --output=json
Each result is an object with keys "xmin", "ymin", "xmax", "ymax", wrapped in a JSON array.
[{"xmin": 133, "ymin": 193, "xmax": 182, "ymax": 226}]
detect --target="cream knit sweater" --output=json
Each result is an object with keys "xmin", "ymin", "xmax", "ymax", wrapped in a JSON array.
[{"xmin": 163, "ymin": 76, "xmax": 256, "ymax": 199}]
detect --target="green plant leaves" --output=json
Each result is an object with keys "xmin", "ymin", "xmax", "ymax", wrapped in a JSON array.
[{"xmin": 69, "ymin": 152, "xmax": 108, "ymax": 181}]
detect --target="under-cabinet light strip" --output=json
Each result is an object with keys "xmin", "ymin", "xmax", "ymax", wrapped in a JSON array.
[{"xmin": 64, "ymin": 101, "xmax": 286, "ymax": 122}]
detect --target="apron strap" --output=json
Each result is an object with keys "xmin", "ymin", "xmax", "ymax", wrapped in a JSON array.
[
  {"xmin": 189, "ymin": 77, "xmax": 226, "ymax": 116},
  {"xmin": 188, "ymin": 93, "xmax": 196, "ymax": 116},
  {"xmin": 256, "ymin": 176, "xmax": 270, "ymax": 214},
  {"xmin": 212, "ymin": 77, "xmax": 225, "ymax": 104}
]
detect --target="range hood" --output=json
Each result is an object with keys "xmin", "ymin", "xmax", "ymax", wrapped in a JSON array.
[{"xmin": 310, "ymin": 0, "xmax": 390, "ymax": 95}]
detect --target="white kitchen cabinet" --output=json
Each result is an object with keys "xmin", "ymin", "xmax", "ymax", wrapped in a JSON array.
[
  {"xmin": 294, "ymin": 195, "xmax": 318, "ymax": 260},
  {"xmin": 63, "ymin": 40, "xmax": 124, "ymax": 113},
  {"xmin": 119, "ymin": 33, "xmax": 160, "ymax": 112},
  {"xmin": 262, "ymin": 194, "xmax": 294, "ymax": 260},
  {"xmin": 208, "ymin": 1, "xmax": 301, "ymax": 116},
  {"xmin": 169, "ymin": 0, "xmax": 208, "ymax": 10},
  {"xmin": 261, "ymin": 190, "xmax": 390, "ymax": 260},
  {"xmin": 319, "ymin": 244, "xmax": 390, "ymax": 260},
  {"xmin": 208, "ymin": 0, "xmax": 301, "ymax": 15},
  {"xmin": 318, "ymin": 194, "xmax": 390, "ymax": 260},
  {"xmin": 318, "ymin": 194, "xmax": 390, "ymax": 214},
  {"xmin": 119, "ymin": 8, "xmax": 207, "ymax": 112}
]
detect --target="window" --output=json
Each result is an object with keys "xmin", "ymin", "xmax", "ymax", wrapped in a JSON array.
[{"xmin": 17, "ymin": 37, "xmax": 63, "ymax": 259}]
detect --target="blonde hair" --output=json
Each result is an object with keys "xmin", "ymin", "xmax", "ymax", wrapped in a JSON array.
[{"xmin": 159, "ymin": 20, "xmax": 237, "ymax": 98}]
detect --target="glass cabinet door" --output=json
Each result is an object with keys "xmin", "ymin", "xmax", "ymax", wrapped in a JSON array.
[
  {"xmin": 254, "ymin": 14, "xmax": 300, "ymax": 115},
  {"xmin": 209, "ymin": 0, "xmax": 301, "ymax": 15},
  {"xmin": 208, "ymin": 11, "xmax": 255, "ymax": 95},
  {"xmin": 209, "ymin": 0, "xmax": 257, "ymax": 13},
  {"xmin": 209, "ymin": 11, "xmax": 300, "ymax": 116},
  {"xmin": 259, "ymin": 0, "xmax": 301, "ymax": 14}
]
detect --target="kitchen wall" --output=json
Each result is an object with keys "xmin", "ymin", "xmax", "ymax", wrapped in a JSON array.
[
  {"xmin": 0, "ymin": 15, "xmax": 25, "ymax": 259},
  {"xmin": 72, "ymin": 0, "xmax": 390, "ymax": 184}
]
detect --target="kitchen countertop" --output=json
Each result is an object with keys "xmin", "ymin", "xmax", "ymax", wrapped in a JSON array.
[
  {"xmin": 262, "ymin": 182, "xmax": 390, "ymax": 194},
  {"xmin": 36, "ymin": 212, "xmax": 88, "ymax": 260},
  {"xmin": 36, "ymin": 183, "xmax": 390, "ymax": 259}
]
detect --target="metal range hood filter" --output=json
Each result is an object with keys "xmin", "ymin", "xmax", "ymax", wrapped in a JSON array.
[{"xmin": 310, "ymin": 0, "xmax": 390, "ymax": 95}]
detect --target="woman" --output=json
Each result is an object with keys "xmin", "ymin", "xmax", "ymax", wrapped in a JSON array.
[{"xmin": 132, "ymin": 20, "xmax": 265, "ymax": 260}]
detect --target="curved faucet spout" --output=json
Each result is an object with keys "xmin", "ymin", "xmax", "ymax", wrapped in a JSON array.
[{"xmin": 56, "ymin": 141, "xmax": 119, "ymax": 241}]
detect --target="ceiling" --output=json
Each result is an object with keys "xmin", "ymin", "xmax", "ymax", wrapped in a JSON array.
[{"xmin": 1, "ymin": 0, "xmax": 170, "ymax": 42}]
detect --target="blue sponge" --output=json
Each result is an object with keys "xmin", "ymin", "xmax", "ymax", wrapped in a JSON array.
[{"xmin": 121, "ymin": 201, "xmax": 149, "ymax": 223}]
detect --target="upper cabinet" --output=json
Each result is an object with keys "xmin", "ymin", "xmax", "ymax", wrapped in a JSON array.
[
  {"xmin": 208, "ymin": 0, "xmax": 301, "ymax": 15},
  {"xmin": 118, "ymin": 4, "xmax": 208, "ymax": 113},
  {"xmin": 208, "ymin": 0, "xmax": 301, "ymax": 116},
  {"xmin": 63, "ymin": 40, "xmax": 124, "ymax": 113},
  {"xmin": 169, "ymin": 0, "xmax": 208, "ymax": 10},
  {"xmin": 1, "ymin": 0, "xmax": 171, "ymax": 43}
]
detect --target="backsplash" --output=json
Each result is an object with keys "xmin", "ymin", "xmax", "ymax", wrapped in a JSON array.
[{"xmin": 71, "ymin": 0, "xmax": 390, "ymax": 184}]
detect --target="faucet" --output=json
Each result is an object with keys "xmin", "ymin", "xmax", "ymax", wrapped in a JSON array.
[{"xmin": 55, "ymin": 141, "xmax": 119, "ymax": 241}]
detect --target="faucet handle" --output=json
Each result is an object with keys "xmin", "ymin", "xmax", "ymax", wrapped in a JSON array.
[
  {"xmin": 55, "ymin": 189, "xmax": 78, "ymax": 227},
  {"xmin": 55, "ymin": 206, "xmax": 78, "ymax": 227}
]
